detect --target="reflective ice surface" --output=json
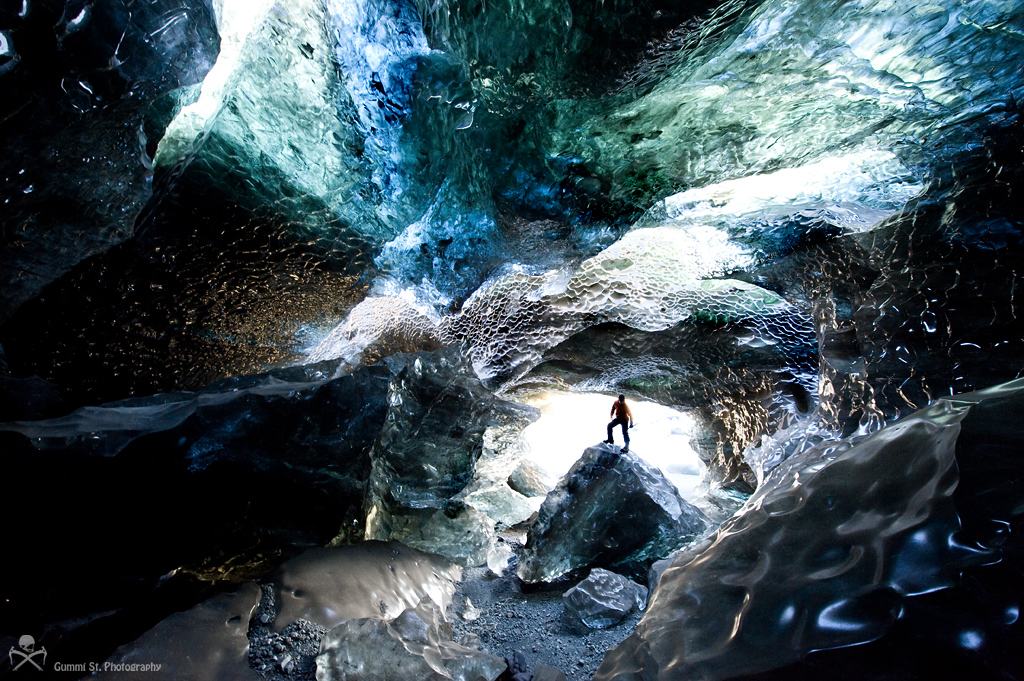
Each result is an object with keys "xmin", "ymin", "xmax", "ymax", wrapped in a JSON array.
[
  {"xmin": 597, "ymin": 379, "xmax": 1024, "ymax": 680},
  {"xmin": 273, "ymin": 542, "xmax": 460, "ymax": 631}
]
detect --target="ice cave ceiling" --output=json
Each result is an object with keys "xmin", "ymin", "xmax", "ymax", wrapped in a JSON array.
[{"xmin": 0, "ymin": 0, "xmax": 1022, "ymax": 679}]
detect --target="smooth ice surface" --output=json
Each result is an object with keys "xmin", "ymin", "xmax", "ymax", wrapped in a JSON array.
[
  {"xmin": 97, "ymin": 583, "xmax": 261, "ymax": 681},
  {"xmin": 274, "ymin": 542, "xmax": 460, "ymax": 631},
  {"xmin": 520, "ymin": 391, "xmax": 707, "ymax": 502}
]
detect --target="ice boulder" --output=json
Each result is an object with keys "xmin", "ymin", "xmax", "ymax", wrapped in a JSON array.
[
  {"xmin": 563, "ymin": 569, "xmax": 648, "ymax": 629},
  {"xmin": 517, "ymin": 444, "xmax": 709, "ymax": 583},
  {"xmin": 316, "ymin": 601, "xmax": 506, "ymax": 681}
]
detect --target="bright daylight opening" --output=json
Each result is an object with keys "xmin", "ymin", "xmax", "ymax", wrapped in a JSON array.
[{"xmin": 519, "ymin": 391, "xmax": 707, "ymax": 502}]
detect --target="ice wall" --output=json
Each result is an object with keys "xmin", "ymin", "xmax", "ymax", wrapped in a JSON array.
[
  {"xmin": 0, "ymin": 0, "xmax": 219, "ymax": 320},
  {"xmin": 597, "ymin": 377, "xmax": 1024, "ymax": 680},
  {"xmin": 547, "ymin": 0, "xmax": 1024, "ymax": 212}
]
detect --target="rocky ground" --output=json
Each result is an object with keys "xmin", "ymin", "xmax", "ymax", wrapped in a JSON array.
[
  {"xmin": 450, "ymin": 561, "xmax": 642, "ymax": 681},
  {"xmin": 249, "ymin": 583, "xmax": 325, "ymax": 680},
  {"xmin": 246, "ymin": 546, "xmax": 641, "ymax": 681}
]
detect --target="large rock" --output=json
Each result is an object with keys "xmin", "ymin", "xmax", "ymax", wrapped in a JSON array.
[
  {"xmin": 597, "ymin": 378, "xmax": 1024, "ymax": 681},
  {"xmin": 563, "ymin": 569, "xmax": 648, "ymax": 630},
  {"xmin": 365, "ymin": 349, "xmax": 537, "ymax": 565},
  {"xmin": 316, "ymin": 601, "xmax": 506, "ymax": 681},
  {"xmin": 517, "ymin": 444, "xmax": 709, "ymax": 583}
]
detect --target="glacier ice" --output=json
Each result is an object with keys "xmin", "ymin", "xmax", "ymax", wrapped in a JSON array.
[
  {"xmin": 442, "ymin": 226, "xmax": 812, "ymax": 388},
  {"xmin": 546, "ymin": 0, "xmax": 1024, "ymax": 213},
  {"xmin": 1, "ymin": 0, "xmax": 1023, "ymax": 677},
  {"xmin": 155, "ymin": 0, "xmax": 430, "ymax": 241},
  {"xmin": 272, "ymin": 542, "xmax": 461, "ymax": 630},
  {"xmin": 0, "ymin": 0, "xmax": 219, "ymax": 319},
  {"xmin": 563, "ymin": 569, "xmax": 648, "ymax": 630},
  {"xmin": 597, "ymin": 378, "xmax": 1024, "ymax": 680},
  {"xmin": 97, "ymin": 542, "xmax": 463, "ymax": 679},
  {"xmin": 307, "ymin": 296, "xmax": 443, "ymax": 367},
  {"xmin": 0, "ymin": 361, "xmax": 393, "ymax": 650},
  {"xmin": 97, "ymin": 583, "xmax": 261, "ymax": 681},
  {"xmin": 363, "ymin": 349, "xmax": 537, "ymax": 565}
]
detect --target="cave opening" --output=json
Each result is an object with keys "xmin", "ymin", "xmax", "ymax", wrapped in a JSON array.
[{"xmin": 520, "ymin": 391, "xmax": 708, "ymax": 501}]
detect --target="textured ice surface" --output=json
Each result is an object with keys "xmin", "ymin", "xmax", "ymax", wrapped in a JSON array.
[
  {"xmin": 549, "ymin": 0, "xmax": 1024, "ymax": 211},
  {"xmin": 99, "ymin": 543, "xmax": 463, "ymax": 680},
  {"xmin": 597, "ymin": 378, "xmax": 1024, "ymax": 680},
  {"xmin": 317, "ymin": 601, "xmax": 507, "ymax": 681},
  {"xmin": 364, "ymin": 350, "xmax": 537, "ymax": 565},
  {"xmin": 442, "ymin": 226, "xmax": 811, "ymax": 388},
  {"xmin": 518, "ymin": 445, "xmax": 710, "ymax": 584},
  {"xmin": 156, "ymin": 0, "xmax": 428, "ymax": 241},
  {"xmin": 0, "ymin": 0, "xmax": 219, "ymax": 319},
  {"xmin": 563, "ymin": 569, "xmax": 648, "ymax": 630},
  {"xmin": 307, "ymin": 296, "xmax": 443, "ymax": 367},
  {"xmin": 3, "ymin": 1, "xmax": 1024, "ymax": 674}
]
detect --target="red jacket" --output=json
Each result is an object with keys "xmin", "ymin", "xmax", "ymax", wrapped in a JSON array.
[{"xmin": 610, "ymin": 400, "xmax": 632, "ymax": 421}]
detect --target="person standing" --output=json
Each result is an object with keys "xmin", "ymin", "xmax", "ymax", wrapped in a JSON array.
[{"xmin": 605, "ymin": 394, "xmax": 634, "ymax": 452}]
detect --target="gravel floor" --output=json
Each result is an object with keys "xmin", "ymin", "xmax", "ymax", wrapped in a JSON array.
[
  {"xmin": 451, "ymin": 562, "xmax": 642, "ymax": 681},
  {"xmin": 248, "ymin": 556, "xmax": 642, "ymax": 681}
]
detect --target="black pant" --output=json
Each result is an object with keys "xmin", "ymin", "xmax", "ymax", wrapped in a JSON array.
[{"xmin": 607, "ymin": 417, "xmax": 629, "ymax": 445}]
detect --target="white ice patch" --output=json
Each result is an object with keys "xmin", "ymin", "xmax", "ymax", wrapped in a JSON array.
[{"xmin": 659, "ymin": 149, "xmax": 924, "ymax": 229}]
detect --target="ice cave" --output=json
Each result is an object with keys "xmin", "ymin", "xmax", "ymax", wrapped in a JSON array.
[{"xmin": 0, "ymin": 0, "xmax": 1022, "ymax": 679}]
